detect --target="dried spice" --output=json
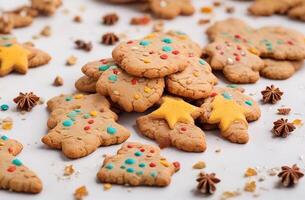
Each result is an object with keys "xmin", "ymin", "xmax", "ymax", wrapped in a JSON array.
[
  {"xmin": 102, "ymin": 13, "xmax": 119, "ymax": 25},
  {"xmin": 73, "ymin": 15, "xmax": 82, "ymax": 23},
  {"xmin": 277, "ymin": 108, "xmax": 291, "ymax": 115},
  {"xmin": 13, "ymin": 92, "xmax": 40, "ymax": 111},
  {"xmin": 278, "ymin": 164, "xmax": 304, "ymax": 187},
  {"xmin": 40, "ymin": 26, "xmax": 51, "ymax": 37},
  {"xmin": 196, "ymin": 172, "xmax": 221, "ymax": 194},
  {"xmin": 272, "ymin": 118, "xmax": 295, "ymax": 138},
  {"xmin": 261, "ymin": 85, "xmax": 283, "ymax": 104},
  {"xmin": 75, "ymin": 40, "xmax": 92, "ymax": 52},
  {"xmin": 101, "ymin": 33, "xmax": 119, "ymax": 45},
  {"xmin": 225, "ymin": 6, "xmax": 235, "ymax": 14},
  {"xmin": 74, "ymin": 186, "xmax": 88, "ymax": 200},
  {"xmin": 198, "ymin": 19, "xmax": 210, "ymax": 25}
]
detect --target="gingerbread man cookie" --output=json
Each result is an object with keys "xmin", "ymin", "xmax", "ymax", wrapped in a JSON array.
[
  {"xmin": 75, "ymin": 76, "xmax": 97, "ymax": 93},
  {"xmin": 112, "ymin": 31, "xmax": 201, "ymax": 78},
  {"xmin": 42, "ymin": 93, "xmax": 130, "ymax": 159},
  {"xmin": 198, "ymin": 87, "xmax": 261, "ymax": 144},
  {"xmin": 206, "ymin": 18, "xmax": 305, "ymax": 61},
  {"xmin": 149, "ymin": 0, "xmax": 195, "ymax": 19},
  {"xmin": 137, "ymin": 96, "xmax": 206, "ymax": 152},
  {"xmin": 97, "ymin": 142, "xmax": 180, "ymax": 186},
  {"xmin": 0, "ymin": 36, "xmax": 51, "ymax": 76},
  {"xmin": 166, "ymin": 57, "xmax": 218, "ymax": 99},
  {"xmin": 0, "ymin": 135, "xmax": 42, "ymax": 193},
  {"xmin": 204, "ymin": 40, "xmax": 264, "ymax": 83},
  {"xmin": 31, "ymin": 0, "xmax": 62, "ymax": 16},
  {"xmin": 288, "ymin": 2, "xmax": 305, "ymax": 21}
]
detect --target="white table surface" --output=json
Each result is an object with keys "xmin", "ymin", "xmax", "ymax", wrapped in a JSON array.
[{"xmin": 1, "ymin": 0, "xmax": 305, "ymax": 199}]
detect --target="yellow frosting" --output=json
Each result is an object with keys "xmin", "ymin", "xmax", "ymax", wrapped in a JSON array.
[
  {"xmin": 0, "ymin": 44, "xmax": 30, "ymax": 76},
  {"xmin": 151, "ymin": 96, "xmax": 196, "ymax": 129},
  {"xmin": 208, "ymin": 95, "xmax": 247, "ymax": 131}
]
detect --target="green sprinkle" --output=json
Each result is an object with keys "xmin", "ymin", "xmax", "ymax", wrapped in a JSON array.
[
  {"xmin": 126, "ymin": 168, "xmax": 135, "ymax": 173},
  {"xmin": 12, "ymin": 159, "xmax": 22, "ymax": 166},
  {"xmin": 99, "ymin": 65, "xmax": 110, "ymax": 71},
  {"xmin": 245, "ymin": 100, "xmax": 253, "ymax": 106},
  {"xmin": 0, "ymin": 104, "xmax": 9, "ymax": 111},
  {"xmin": 136, "ymin": 171, "xmax": 144, "ymax": 175},
  {"xmin": 1, "ymin": 135, "xmax": 9, "ymax": 140},
  {"xmin": 222, "ymin": 92, "xmax": 232, "ymax": 100},
  {"xmin": 139, "ymin": 163, "xmax": 146, "ymax": 168},
  {"xmin": 105, "ymin": 163, "xmax": 114, "ymax": 170},
  {"xmin": 108, "ymin": 74, "xmax": 117, "ymax": 82}
]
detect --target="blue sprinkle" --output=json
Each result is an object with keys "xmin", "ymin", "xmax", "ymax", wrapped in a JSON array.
[
  {"xmin": 1, "ymin": 135, "xmax": 9, "ymax": 140},
  {"xmin": 126, "ymin": 168, "xmax": 135, "ymax": 173},
  {"xmin": 105, "ymin": 163, "xmax": 114, "ymax": 170},
  {"xmin": 162, "ymin": 38, "xmax": 173, "ymax": 44},
  {"xmin": 62, "ymin": 119, "xmax": 73, "ymax": 127},
  {"xmin": 0, "ymin": 104, "xmax": 9, "ymax": 111},
  {"xmin": 222, "ymin": 92, "xmax": 232, "ymax": 100},
  {"xmin": 107, "ymin": 126, "xmax": 117, "ymax": 135},
  {"xmin": 162, "ymin": 46, "xmax": 172, "ymax": 52},
  {"xmin": 139, "ymin": 40, "xmax": 150, "ymax": 46},
  {"xmin": 12, "ymin": 159, "xmax": 22, "ymax": 166},
  {"xmin": 134, "ymin": 151, "xmax": 143, "ymax": 157}
]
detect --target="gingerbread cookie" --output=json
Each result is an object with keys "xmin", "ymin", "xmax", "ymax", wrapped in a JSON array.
[
  {"xmin": 204, "ymin": 40, "xmax": 264, "ymax": 83},
  {"xmin": 97, "ymin": 142, "xmax": 180, "ymax": 186},
  {"xmin": 75, "ymin": 76, "xmax": 97, "ymax": 93},
  {"xmin": 0, "ymin": 135, "xmax": 42, "ymax": 193},
  {"xmin": 206, "ymin": 18, "xmax": 305, "ymax": 60},
  {"xmin": 149, "ymin": 0, "xmax": 195, "ymax": 19},
  {"xmin": 288, "ymin": 2, "xmax": 305, "ymax": 21},
  {"xmin": 112, "ymin": 32, "xmax": 201, "ymax": 78},
  {"xmin": 260, "ymin": 59, "xmax": 304, "ymax": 80},
  {"xmin": 166, "ymin": 57, "xmax": 218, "ymax": 99},
  {"xmin": 137, "ymin": 96, "xmax": 206, "ymax": 152},
  {"xmin": 198, "ymin": 87, "xmax": 261, "ymax": 144},
  {"xmin": 0, "ymin": 36, "xmax": 51, "ymax": 76},
  {"xmin": 31, "ymin": 0, "xmax": 62, "ymax": 16},
  {"xmin": 42, "ymin": 93, "xmax": 130, "ymax": 159}
]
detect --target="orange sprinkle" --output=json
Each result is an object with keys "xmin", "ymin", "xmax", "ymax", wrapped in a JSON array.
[{"xmin": 201, "ymin": 6, "xmax": 213, "ymax": 14}]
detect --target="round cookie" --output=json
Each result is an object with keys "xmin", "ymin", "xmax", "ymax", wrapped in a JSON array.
[
  {"xmin": 112, "ymin": 32, "xmax": 201, "ymax": 78},
  {"xmin": 166, "ymin": 57, "xmax": 217, "ymax": 99}
]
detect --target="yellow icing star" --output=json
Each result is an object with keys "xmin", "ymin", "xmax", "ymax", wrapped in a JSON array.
[
  {"xmin": 151, "ymin": 96, "xmax": 197, "ymax": 129},
  {"xmin": 0, "ymin": 44, "xmax": 30, "ymax": 76},
  {"xmin": 208, "ymin": 95, "xmax": 247, "ymax": 131}
]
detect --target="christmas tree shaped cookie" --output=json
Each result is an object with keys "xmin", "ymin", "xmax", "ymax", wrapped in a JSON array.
[
  {"xmin": 198, "ymin": 87, "xmax": 261, "ymax": 144},
  {"xmin": 137, "ymin": 96, "xmax": 207, "ymax": 152},
  {"xmin": 97, "ymin": 142, "xmax": 180, "ymax": 186},
  {"xmin": 42, "ymin": 93, "xmax": 130, "ymax": 159},
  {"xmin": 0, "ymin": 135, "xmax": 42, "ymax": 193}
]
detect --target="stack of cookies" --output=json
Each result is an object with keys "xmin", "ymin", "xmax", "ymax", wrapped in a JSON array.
[{"xmin": 203, "ymin": 18, "xmax": 305, "ymax": 83}]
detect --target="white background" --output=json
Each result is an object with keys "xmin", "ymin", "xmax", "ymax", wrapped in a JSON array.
[{"xmin": 1, "ymin": 0, "xmax": 305, "ymax": 199}]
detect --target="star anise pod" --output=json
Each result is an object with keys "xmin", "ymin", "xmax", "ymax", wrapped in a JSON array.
[
  {"xmin": 261, "ymin": 85, "xmax": 283, "ymax": 104},
  {"xmin": 75, "ymin": 40, "xmax": 92, "ymax": 52},
  {"xmin": 101, "ymin": 33, "xmax": 119, "ymax": 45},
  {"xmin": 102, "ymin": 13, "xmax": 119, "ymax": 25},
  {"xmin": 13, "ymin": 92, "xmax": 40, "ymax": 111},
  {"xmin": 272, "ymin": 118, "xmax": 295, "ymax": 137},
  {"xmin": 278, "ymin": 164, "xmax": 304, "ymax": 187},
  {"xmin": 196, "ymin": 172, "xmax": 221, "ymax": 194}
]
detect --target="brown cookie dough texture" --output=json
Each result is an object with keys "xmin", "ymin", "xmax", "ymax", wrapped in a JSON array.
[
  {"xmin": 198, "ymin": 87, "xmax": 261, "ymax": 144},
  {"xmin": 288, "ymin": 2, "xmax": 305, "ymax": 21},
  {"xmin": 166, "ymin": 57, "xmax": 218, "ymax": 99},
  {"xmin": 0, "ymin": 0, "xmax": 61, "ymax": 34},
  {"xmin": 0, "ymin": 36, "xmax": 51, "ymax": 76},
  {"xmin": 137, "ymin": 96, "xmax": 207, "ymax": 152},
  {"xmin": 75, "ymin": 76, "xmax": 97, "ymax": 93},
  {"xmin": 112, "ymin": 31, "xmax": 202, "ymax": 78},
  {"xmin": 97, "ymin": 142, "xmax": 179, "ymax": 186},
  {"xmin": 42, "ymin": 93, "xmax": 130, "ymax": 159},
  {"xmin": 0, "ymin": 135, "xmax": 42, "ymax": 193}
]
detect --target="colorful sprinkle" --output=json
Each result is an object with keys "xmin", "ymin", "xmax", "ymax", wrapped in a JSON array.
[
  {"xmin": 160, "ymin": 54, "xmax": 168, "ymax": 59},
  {"xmin": 222, "ymin": 92, "xmax": 232, "ymax": 100},
  {"xmin": 160, "ymin": 160, "xmax": 170, "ymax": 167},
  {"xmin": 107, "ymin": 126, "xmax": 117, "ymax": 135},
  {"xmin": 139, "ymin": 40, "xmax": 150, "ymax": 46},
  {"xmin": 126, "ymin": 168, "xmax": 135, "ymax": 173},
  {"xmin": 131, "ymin": 79, "xmax": 138, "ymax": 85},
  {"xmin": 162, "ymin": 38, "xmax": 173, "ymax": 44},
  {"xmin": 84, "ymin": 126, "xmax": 90, "ymax": 131},
  {"xmin": 90, "ymin": 111, "xmax": 97, "ymax": 117},
  {"xmin": 63, "ymin": 119, "xmax": 73, "ymax": 127},
  {"xmin": 67, "ymin": 111, "xmax": 78, "ymax": 118},
  {"xmin": 136, "ymin": 171, "xmax": 143, "ymax": 175},
  {"xmin": 245, "ymin": 100, "xmax": 253, "ymax": 106},
  {"xmin": 7, "ymin": 166, "xmax": 16, "ymax": 172},
  {"xmin": 83, "ymin": 113, "xmax": 90, "ymax": 119},
  {"xmin": 1, "ymin": 135, "xmax": 9, "ymax": 140},
  {"xmin": 134, "ymin": 94, "xmax": 141, "ymax": 100},
  {"xmin": 65, "ymin": 96, "xmax": 72, "ymax": 101},
  {"xmin": 180, "ymin": 127, "xmax": 187, "ymax": 132},
  {"xmin": 139, "ymin": 163, "xmax": 146, "ymax": 168},
  {"xmin": 134, "ymin": 151, "xmax": 143, "ymax": 157},
  {"xmin": 74, "ymin": 94, "xmax": 84, "ymax": 99},
  {"xmin": 12, "ymin": 158, "xmax": 22, "ymax": 166},
  {"xmin": 99, "ymin": 65, "xmax": 110, "ymax": 71},
  {"xmin": 88, "ymin": 119, "xmax": 94, "ymax": 124},
  {"xmin": 162, "ymin": 46, "xmax": 172, "ymax": 52},
  {"xmin": 120, "ymin": 165, "xmax": 126, "ymax": 169},
  {"xmin": 199, "ymin": 59, "xmax": 206, "ymax": 65},
  {"xmin": 0, "ymin": 104, "xmax": 9, "ymax": 111},
  {"xmin": 125, "ymin": 158, "xmax": 136, "ymax": 165},
  {"xmin": 105, "ymin": 163, "xmax": 114, "ymax": 170},
  {"xmin": 108, "ymin": 74, "xmax": 117, "ymax": 82},
  {"xmin": 149, "ymin": 162, "xmax": 156, "ymax": 167},
  {"xmin": 227, "ymin": 84, "xmax": 237, "ymax": 88},
  {"xmin": 150, "ymin": 171, "xmax": 158, "ymax": 177},
  {"xmin": 172, "ymin": 50, "xmax": 180, "ymax": 55},
  {"xmin": 144, "ymin": 87, "xmax": 152, "ymax": 93}
]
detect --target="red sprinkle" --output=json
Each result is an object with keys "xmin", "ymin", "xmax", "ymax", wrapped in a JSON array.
[
  {"xmin": 140, "ymin": 148, "xmax": 145, "ymax": 152},
  {"xmin": 235, "ymin": 56, "xmax": 240, "ymax": 61},
  {"xmin": 160, "ymin": 54, "xmax": 168, "ymax": 59},
  {"xmin": 88, "ymin": 119, "xmax": 94, "ymax": 124},
  {"xmin": 112, "ymin": 69, "xmax": 119, "ymax": 74},
  {"xmin": 236, "ymin": 45, "xmax": 242, "ymax": 50},
  {"xmin": 127, "ymin": 40, "xmax": 133, "ymax": 44},
  {"xmin": 127, "ymin": 144, "xmax": 133, "ymax": 148},
  {"xmin": 287, "ymin": 41, "xmax": 294, "ymax": 45},
  {"xmin": 235, "ymin": 34, "xmax": 241, "ymax": 39},
  {"xmin": 180, "ymin": 127, "xmax": 187, "ymax": 132},
  {"xmin": 84, "ymin": 126, "xmax": 90, "ymax": 131},
  {"xmin": 131, "ymin": 79, "xmax": 138, "ymax": 85},
  {"xmin": 7, "ymin": 166, "xmax": 16, "ymax": 172},
  {"xmin": 188, "ymin": 53, "xmax": 194, "ymax": 57},
  {"xmin": 149, "ymin": 162, "xmax": 156, "ymax": 167},
  {"xmin": 173, "ymin": 161, "xmax": 180, "ymax": 170},
  {"xmin": 100, "ymin": 59, "xmax": 108, "ymax": 64},
  {"xmin": 172, "ymin": 50, "xmax": 180, "ymax": 55},
  {"xmin": 8, "ymin": 147, "xmax": 13, "ymax": 154},
  {"xmin": 210, "ymin": 92, "xmax": 217, "ymax": 97}
]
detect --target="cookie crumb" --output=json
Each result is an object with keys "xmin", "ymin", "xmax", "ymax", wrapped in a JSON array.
[
  {"xmin": 277, "ymin": 108, "xmax": 291, "ymax": 115},
  {"xmin": 64, "ymin": 165, "xmax": 75, "ymax": 176},
  {"xmin": 53, "ymin": 76, "xmax": 63, "ymax": 86},
  {"xmin": 73, "ymin": 15, "xmax": 82, "ymax": 23},
  {"xmin": 213, "ymin": 1, "xmax": 221, "ymax": 7},
  {"xmin": 103, "ymin": 183, "xmax": 112, "ymax": 191},
  {"xmin": 40, "ymin": 26, "xmax": 51, "ymax": 37},
  {"xmin": 193, "ymin": 161, "xmax": 206, "ymax": 169},
  {"xmin": 215, "ymin": 148, "xmax": 221, "ymax": 153},
  {"xmin": 75, "ymin": 40, "xmax": 92, "ymax": 52},
  {"xmin": 198, "ymin": 18, "xmax": 210, "ymax": 25},
  {"xmin": 101, "ymin": 33, "xmax": 119, "ymax": 45},
  {"xmin": 244, "ymin": 181, "xmax": 256, "ymax": 192},
  {"xmin": 220, "ymin": 190, "xmax": 241, "ymax": 200},
  {"xmin": 102, "ymin": 13, "xmax": 119, "ymax": 25},
  {"xmin": 74, "ymin": 186, "xmax": 88, "ymax": 200},
  {"xmin": 225, "ymin": 6, "xmax": 235, "ymax": 14},
  {"xmin": 152, "ymin": 20, "xmax": 164, "ymax": 32},
  {"xmin": 292, "ymin": 119, "xmax": 303, "ymax": 126},
  {"xmin": 130, "ymin": 15, "xmax": 151, "ymax": 25},
  {"xmin": 267, "ymin": 167, "xmax": 280, "ymax": 176},
  {"xmin": 245, "ymin": 168, "xmax": 257, "ymax": 177},
  {"xmin": 66, "ymin": 56, "xmax": 77, "ymax": 66}
]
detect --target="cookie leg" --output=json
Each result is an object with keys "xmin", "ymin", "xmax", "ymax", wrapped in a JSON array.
[
  {"xmin": 221, "ymin": 121, "xmax": 249, "ymax": 144},
  {"xmin": 223, "ymin": 65, "xmax": 260, "ymax": 84}
]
